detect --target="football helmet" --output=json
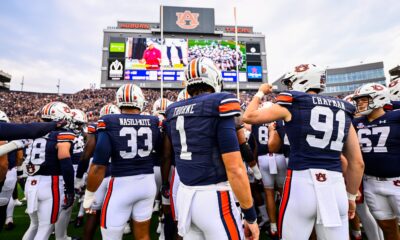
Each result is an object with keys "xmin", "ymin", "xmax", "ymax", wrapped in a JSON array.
[
  {"xmin": 353, "ymin": 83, "xmax": 390, "ymax": 115},
  {"xmin": 41, "ymin": 102, "xmax": 73, "ymax": 122},
  {"xmin": 281, "ymin": 64, "xmax": 326, "ymax": 93},
  {"xmin": 116, "ymin": 84, "xmax": 145, "ymax": 111},
  {"xmin": 388, "ymin": 79, "xmax": 400, "ymax": 101},
  {"xmin": 185, "ymin": 57, "xmax": 223, "ymax": 94},
  {"xmin": 71, "ymin": 109, "xmax": 87, "ymax": 124},
  {"xmin": 99, "ymin": 104, "xmax": 121, "ymax": 117},
  {"xmin": 152, "ymin": 98, "xmax": 173, "ymax": 115},
  {"xmin": 177, "ymin": 89, "xmax": 190, "ymax": 101},
  {"xmin": 0, "ymin": 110, "xmax": 10, "ymax": 123}
]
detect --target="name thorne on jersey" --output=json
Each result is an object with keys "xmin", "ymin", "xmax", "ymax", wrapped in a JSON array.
[
  {"xmin": 312, "ymin": 96, "xmax": 346, "ymax": 110},
  {"xmin": 173, "ymin": 103, "xmax": 196, "ymax": 117},
  {"xmin": 119, "ymin": 118, "xmax": 151, "ymax": 126}
]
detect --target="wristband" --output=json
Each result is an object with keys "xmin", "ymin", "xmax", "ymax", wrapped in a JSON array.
[
  {"xmin": 251, "ymin": 165, "xmax": 262, "ymax": 180},
  {"xmin": 347, "ymin": 192, "xmax": 357, "ymax": 201},
  {"xmin": 83, "ymin": 190, "xmax": 95, "ymax": 209},
  {"xmin": 255, "ymin": 91, "xmax": 264, "ymax": 99},
  {"xmin": 241, "ymin": 205, "xmax": 257, "ymax": 223}
]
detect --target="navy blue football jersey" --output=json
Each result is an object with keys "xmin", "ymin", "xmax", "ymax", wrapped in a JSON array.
[
  {"xmin": 392, "ymin": 101, "xmax": 400, "ymax": 110},
  {"xmin": 165, "ymin": 92, "xmax": 241, "ymax": 186},
  {"xmin": 251, "ymin": 124, "xmax": 270, "ymax": 156},
  {"xmin": 353, "ymin": 110, "xmax": 400, "ymax": 177},
  {"xmin": 25, "ymin": 130, "xmax": 76, "ymax": 176},
  {"xmin": 97, "ymin": 114, "xmax": 161, "ymax": 177},
  {"xmin": 276, "ymin": 91, "xmax": 355, "ymax": 172},
  {"xmin": 160, "ymin": 119, "xmax": 175, "ymax": 166},
  {"xmin": 72, "ymin": 134, "xmax": 85, "ymax": 165},
  {"xmin": 276, "ymin": 120, "xmax": 290, "ymax": 158},
  {"xmin": 86, "ymin": 122, "xmax": 111, "ymax": 177}
]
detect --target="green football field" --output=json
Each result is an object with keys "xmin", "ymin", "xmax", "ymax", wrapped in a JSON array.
[{"xmin": 1, "ymin": 187, "xmax": 270, "ymax": 239}]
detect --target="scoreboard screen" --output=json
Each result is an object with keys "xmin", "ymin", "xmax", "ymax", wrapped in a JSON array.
[{"xmin": 108, "ymin": 37, "xmax": 262, "ymax": 82}]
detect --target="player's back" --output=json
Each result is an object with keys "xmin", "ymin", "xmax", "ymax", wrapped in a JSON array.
[
  {"xmin": 353, "ymin": 109, "xmax": 400, "ymax": 177},
  {"xmin": 72, "ymin": 133, "xmax": 84, "ymax": 164},
  {"xmin": 25, "ymin": 130, "xmax": 75, "ymax": 176},
  {"xmin": 251, "ymin": 123, "xmax": 270, "ymax": 156},
  {"xmin": 276, "ymin": 120, "xmax": 290, "ymax": 158},
  {"xmin": 97, "ymin": 113, "xmax": 161, "ymax": 177},
  {"xmin": 166, "ymin": 92, "xmax": 240, "ymax": 186},
  {"xmin": 277, "ymin": 91, "xmax": 355, "ymax": 172}
]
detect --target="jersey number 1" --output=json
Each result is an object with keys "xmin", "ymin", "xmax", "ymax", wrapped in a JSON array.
[{"xmin": 176, "ymin": 116, "xmax": 192, "ymax": 160}]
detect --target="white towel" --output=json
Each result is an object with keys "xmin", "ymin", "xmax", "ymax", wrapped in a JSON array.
[
  {"xmin": 25, "ymin": 176, "xmax": 40, "ymax": 214},
  {"xmin": 176, "ymin": 182, "xmax": 231, "ymax": 236},
  {"xmin": 176, "ymin": 185, "xmax": 196, "ymax": 237},
  {"xmin": 268, "ymin": 154, "xmax": 278, "ymax": 174},
  {"xmin": 309, "ymin": 169, "xmax": 342, "ymax": 227}
]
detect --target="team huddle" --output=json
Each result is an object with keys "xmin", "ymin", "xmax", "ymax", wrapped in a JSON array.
[
  {"xmin": 188, "ymin": 45, "xmax": 245, "ymax": 71},
  {"xmin": 0, "ymin": 57, "xmax": 400, "ymax": 240}
]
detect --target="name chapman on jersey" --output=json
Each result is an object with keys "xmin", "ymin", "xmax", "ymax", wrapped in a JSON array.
[
  {"xmin": 119, "ymin": 118, "xmax": 151, "ymax": 126},
  {"xmin": 312, "ymin": 96, "xmax": 346, "ymax": 110}
]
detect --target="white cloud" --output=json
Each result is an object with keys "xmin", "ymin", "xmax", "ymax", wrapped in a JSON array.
[{"xmin": 0, "ymin": 0, "xmax": 399, "ymax": 92}]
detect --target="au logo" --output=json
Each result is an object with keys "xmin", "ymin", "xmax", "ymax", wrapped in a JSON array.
[
  {"xmin": 176, "ymin": 10, "xmax": 199, "ymax": 30},
  {"xmin": 394, "ymin": 180, "xmax": 400, "ymax": 187},
  {"xmin": 315, "ymin": 173, "xmax": 327, "ymax": 182},
  {"xmin": 295, "ymin": 64, "xmax": 309, "ymax": 73}
]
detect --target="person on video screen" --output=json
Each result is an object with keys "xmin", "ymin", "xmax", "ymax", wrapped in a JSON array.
[{"xmin": 141, "ymin": 40, "xmax": 161, "ymax": 70}]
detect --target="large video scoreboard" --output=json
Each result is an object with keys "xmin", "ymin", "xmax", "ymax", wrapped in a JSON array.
[{"xmin": 101, "ymin": 6, "xmax": 267, "ymax": 90}]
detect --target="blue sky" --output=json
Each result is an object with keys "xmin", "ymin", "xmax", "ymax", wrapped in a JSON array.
[{"xmin": 0, "ymin": 0, "xmax": 399, "ymax": 93}]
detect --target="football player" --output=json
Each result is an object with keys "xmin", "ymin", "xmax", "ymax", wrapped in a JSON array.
[
  {"xmin": 151, "ymin": 97, "xmax": 176, "ymax": 239},
  {"xmin": 352, "ymin": 83, "xmax": 400, "ymax": 239},
  {"xmin": 69, "ymin": 109, "xmax": 87, "ymax": 227},
  {"xmin": 243, "ymin": 64, "xmax": 364, "ymax": 240},
  {"xmin": 249, "ymin": 102, "xmax": 286, "ymax": 238},
  {"xmin": 79, "ymin": 104, "xmax": 120, "ymax": 240},
  {"xmin": 22, "ymin": 102, "xmax": 76, "ymax": 240},
  {"xmin": 83, "ymin": 84, "xmax": 161, "ymax": 240},
  {"xmin": 163, "ymin": 57, "xmax": 259, "ymax": 239},
  {"xmin": 152, "ymin": 97, "xmax": 173, "ymax": 194},
  {"xmin": 342, "ymin": 93, "xmax": 384, "ymax": 240},
  {"xmin": 0, "ymin": 111, "xmax": 24, "ymax": 232}
]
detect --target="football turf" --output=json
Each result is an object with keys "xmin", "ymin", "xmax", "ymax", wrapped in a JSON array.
[{"xmin": 1, "ymin": 187, "xmax": 270, "ymax": 239}]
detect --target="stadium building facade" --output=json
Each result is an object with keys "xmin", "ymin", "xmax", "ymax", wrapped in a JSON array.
[
  {"xmin": 323, "ymin": 62, "xmax": 386, "ymax": 96},
  {"xmin": 0, "ymin": 70, "xmax": 11, "ymax": 91},
  {"xmin": 100, "ymin": 6, "xmax": 267, "ymax": 90},
  {"xmin": 272, "ymin": 62, "xmax": 386, "ymax": 97}
]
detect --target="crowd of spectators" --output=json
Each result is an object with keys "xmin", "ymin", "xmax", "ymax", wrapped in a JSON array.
[{"xmin": 0, "ymin": 88, "xmax": 261, "ymax": 123}]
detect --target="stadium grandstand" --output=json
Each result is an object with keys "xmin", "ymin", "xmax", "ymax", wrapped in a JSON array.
[
  {"xmin": 1, "ymin": 88, "xmax": 265, "ymax": 123},
  {"xmin": 1, "ymin": 3, "xmax": 400, "ymax": 240}
]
